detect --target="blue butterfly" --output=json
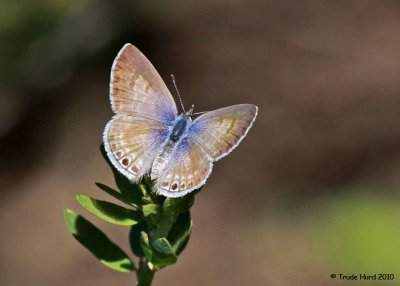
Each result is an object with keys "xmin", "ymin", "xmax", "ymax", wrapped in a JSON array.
[{"xmin": 103, "ymin": 44, "xmax": 258, "ymax": 197}]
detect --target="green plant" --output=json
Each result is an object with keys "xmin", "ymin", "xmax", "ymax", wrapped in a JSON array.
[{"xmin": 64, "ymin": 145, "xmax": 197, "ymax": 286}]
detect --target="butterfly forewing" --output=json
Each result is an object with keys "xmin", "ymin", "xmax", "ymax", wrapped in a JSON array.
[
  {"xmin": 104, "ymin": 44, "xmax": 177, "ymax": 182},
  {"xmin": 189, "ymin": 104, "xmax": 258, "ymax": 161},
  {"xmin": 156, "ymin": 137, "xmax": 213, "ymax": 197},
  {"xmin": 110, "ymin": 43, "xmax": 177, "ymax": 122}
]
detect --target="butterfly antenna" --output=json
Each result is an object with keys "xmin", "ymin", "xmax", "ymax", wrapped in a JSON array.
[
  {"xmin": 171, "ymin": 74, "xmax": 185, "ymax": 113},
  {"xmin": 192, "ymin": 111, "xmax": 208, "ymax": 115}
]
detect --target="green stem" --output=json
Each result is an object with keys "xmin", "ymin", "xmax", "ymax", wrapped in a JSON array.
[{"xmin": 136, "ymin": 258, "xmax": 155, "ymax": 286}]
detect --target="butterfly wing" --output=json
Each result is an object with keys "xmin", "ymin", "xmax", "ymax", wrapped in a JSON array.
[
  {"xmin": 189, "ymin": 104, "xmax": 258, "ymax": 161},
  {"xmin": 110, "ymin": 43, "xmax": 177, "ymax": 121},
  {"xmin": 155, "ymin": 137, "xmax": 213, "ymax": 197},
  {"xmin": 155, "ymin": 104, "xmax": 257, "ymax": 197},
  {"xmin": 104, "ymin": 44, "xmax": 177, "ymax": 182},
  {"xmin": 104, "ymin": 115, "xmax": 169, "ymax": 181}
]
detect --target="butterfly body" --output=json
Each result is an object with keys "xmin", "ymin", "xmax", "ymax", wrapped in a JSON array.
[
  {"xmin": 150, "ymin": 114, "xmax": 191, "ymax": 180},
  {"xmin": 169, "ymin": 114, "xmax": 191, "ymax": 143},
  {"xmin": 104, "ymin": 44, "xmax": 258, "ymax": 197}
]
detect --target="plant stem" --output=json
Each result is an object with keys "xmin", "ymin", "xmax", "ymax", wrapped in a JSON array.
[{"xmin": 136, "ymin": 258, "xmax": 155, "ymax": 286}]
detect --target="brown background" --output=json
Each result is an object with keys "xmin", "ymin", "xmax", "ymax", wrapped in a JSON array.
[{"xmin": 1, "ymin": 1, "xmax": 400, "ymax": 285}]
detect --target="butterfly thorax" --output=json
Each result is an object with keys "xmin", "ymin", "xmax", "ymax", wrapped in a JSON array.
[
  {"xmin": 169, "ymin": 115, "xmax": 191, "ymax": 142},
  {"xmin": 151, "ymin": 115, "xmax": 192, "ymax": 179}
]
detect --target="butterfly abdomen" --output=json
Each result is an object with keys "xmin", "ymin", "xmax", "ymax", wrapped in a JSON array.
[{"xmin": 151, "ymin": 115, "xmax": 191, "ymax": 179}]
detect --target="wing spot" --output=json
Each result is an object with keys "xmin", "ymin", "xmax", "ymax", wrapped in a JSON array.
[
  {"xmin": 115, "ymin": 151, "xmax": 122, "ymax": 158},
  {"xmin": 161, "ymin": 181, "xmax": 169, "ymax": 188},
  {"xmin": 180, "ymin": 182, "xmax": 186, "ymax": 189},
  {"xmin": 188, "ymin": 181, "xmax": 193, "ymax": 188},
  {"xmin": 171, "ymin": 183, "xmax": 178, "ymax": 191},
  {"xmin": 122, "ymin": 158, "xmax": 129, "ymax": 167},
  {"xmin": 130, "ymin": 164, "xmax": 139, "ymax": 174}
]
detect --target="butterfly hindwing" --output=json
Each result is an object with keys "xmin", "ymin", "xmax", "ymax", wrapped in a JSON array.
[
  {"xmin": 155, "ymin": 137, "xmax": 213, "ymax": 197},
  {"xmin": 189, "ymin": 104, "xmax": 258, "ymax": 161},
  {"xmin": 104, "ymin": 115, "xmax": 169, "ymax": 181}
]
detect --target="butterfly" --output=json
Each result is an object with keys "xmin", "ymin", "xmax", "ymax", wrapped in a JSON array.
[{"xmin": 103, "ymin": 44, "xmax": 258, "ymax": 197}]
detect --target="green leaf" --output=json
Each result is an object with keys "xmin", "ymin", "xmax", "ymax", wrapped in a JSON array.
[
  {"xmin": 151, "ymin": 238, "xmax": 177, "ymax": 267},
  {"xmin": 63, "ymin": 209, "xmax": 134, "ymax": 272},
  {"xmin": 168, "ymin": 211, "xmax": 193, "ymax": 255},
  {"xmin": 120, "ymin": 183, "xmax": 146, "ymax": 208},
  {"xmin": 76, "ymin": 194, "xmax": 142, "ymax": 226},
  {"xmin": 163, "ymin": 194, "xmax": 195, "ymax": 215},
  {"xmin": 140, "ymin": 231, "xmax": 152, "ymax": 261},
  {"xmin": 129, "ymin": 221, "xmax": 148, "ymax": 257},
  {"xmin": 95, "ymin": 182, "xmax": 136, "ymax": 207},
  {"xmin": 142, "ymin": 204, "xmax": 162, "ymax": 228},
  {"xmin": 143, "ymin": 204, "xmax": 162, "ymax": 217},
  {"xmin": 142, "ymin": 196, "xmax": 153, "ymax": 204}
]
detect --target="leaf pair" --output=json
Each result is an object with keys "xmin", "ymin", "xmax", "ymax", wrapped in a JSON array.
[
  {"xmin": 139, "ymin": 232, "xmax": 177, "ymax": 267},
  {"xmin": 128, "ymin": 211, "xmax": 192, "ymax": 269}
]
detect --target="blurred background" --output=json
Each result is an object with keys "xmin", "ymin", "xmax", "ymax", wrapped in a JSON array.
[{"xmin": 1, "ymin": 0, "xmax": 400, "ymax": 285}]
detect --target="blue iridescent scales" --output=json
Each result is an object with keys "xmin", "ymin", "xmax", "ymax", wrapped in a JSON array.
[{"xmin": 103, "ymin": 44, "xmax": 258, "ymax": 197}]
